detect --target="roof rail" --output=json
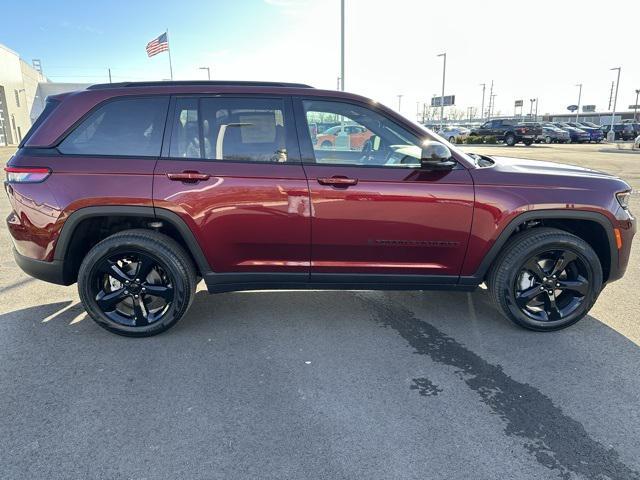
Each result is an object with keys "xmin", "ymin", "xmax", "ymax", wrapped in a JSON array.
[{"xmin": 87, "ymin": 80, "xmax": 314, "ymax": 90}]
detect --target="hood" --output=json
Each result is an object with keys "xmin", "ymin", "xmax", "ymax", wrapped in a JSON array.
[
  {"xmin": 487, "ymin": 155, "xmax": 613, "ymax": 178},
  {"xmin": 471, "ymin": 155, "xmax": 629, "ymax": 191}
]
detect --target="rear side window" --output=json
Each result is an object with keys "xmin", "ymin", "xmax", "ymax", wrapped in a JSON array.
[
  {"xmin": 59, "ymin": 97, "xmax": 169, "ymax": 157},
  {"xmin": 168, "ymin": 96, "xmax": 290, "ymax": 163}
]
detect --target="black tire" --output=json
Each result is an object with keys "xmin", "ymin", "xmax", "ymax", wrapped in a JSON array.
[
  {"xmin": 320, "ymin": 140, "xmax": 332, "ymax": 149},
  {"xmin": 448, "ymin": 136, "xmax": 456, "ymax": 144},
  {"xmin": 545, "ymin": 136, "xmax": 552, "ymax": 144},
  {"xmin": 505, "ymin": 133, "xmax": 516, "ymax": 146},
  {"xmin": 487, "ymin": 228, "xmax": 602, "ymax": 331},
  {"xmin": 78, "ymin": 229, "xmax": 197, "ymax": 337},
  {"xmin": 523, "ymin": 140, "xmax": 533, "ymax": 146}
]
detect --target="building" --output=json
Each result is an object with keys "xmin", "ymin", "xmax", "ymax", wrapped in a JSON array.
[
  {"xmin": 0, "ymin": 43, "xmax": 91, "ymax": 147},
  {"xmin": 0, "ymin": 43, "xmax": 47, "ymax": 146}
]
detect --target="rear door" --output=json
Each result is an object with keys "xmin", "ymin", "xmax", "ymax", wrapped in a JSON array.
[
  {"xmin": 294, "ymin": 97, "xmax": 474, "ymax": 284},
  {"xmin": 153, "ymin": 95, "xmax": 311, "ymax": 282}
]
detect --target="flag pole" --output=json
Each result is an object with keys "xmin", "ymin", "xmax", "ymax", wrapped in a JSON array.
[{"xmin": 166, "ymin": 28, "xmax": 174, "ymax": 80}]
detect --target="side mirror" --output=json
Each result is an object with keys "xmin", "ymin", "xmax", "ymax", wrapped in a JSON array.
[{"xmin": 420, "ymin": 141, "xmax": 456, "ymax": 169}]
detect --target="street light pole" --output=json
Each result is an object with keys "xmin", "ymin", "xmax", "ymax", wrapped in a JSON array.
[
  {"xmin": 397, "ymin": 94, "xmax": 403, "ymax": 112},
  {"xmin": 634, "ymin": 89, "xmax": 640, "ymax": 121},
  {"xmin": 199, "ymin": 67, "xmax": 211, "ymax": 80},
  {"xmin": 608, "ymin": 67, "xmax": 621, "ymax": 142},
  {"xmin": 529, "ymin": 98, "xmax": 535, "ymax": 119},
  {"xmin": 340, "ymin": 0, "xmax": 345, "ymax": 91},
  {"xmin": 575, "ymin": 83, "xmax": 582, "ymax": 122},
  {"xmin": 479, "ymin": 83, "xmax": 486, "ymax": 121},
  {"xmin": 437, "ymin": 53, "xmax": 446, "ymax": 129}
]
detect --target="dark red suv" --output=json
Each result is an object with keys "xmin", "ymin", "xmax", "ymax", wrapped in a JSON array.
[{"xmin": 4, "ymin": 81, "xmax": 636, "ymax": 336}]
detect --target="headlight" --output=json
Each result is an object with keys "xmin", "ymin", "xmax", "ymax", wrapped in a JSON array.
[{"xmin": 616, "ymin": 191, "xmax": 631, "ymax": 210}]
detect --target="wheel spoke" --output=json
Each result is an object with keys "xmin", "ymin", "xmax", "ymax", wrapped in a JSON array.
[
  {"xmin": 515, "ymin": 286, "xmax": 542, "ymax": 308},
  {"xmin": 543, "ymin": 292, "xmax": 562, "ymax": 321},
  {"xmin": 96, "ymin": 288, "xmax": 127, "ymax": 311},
  {"xmin": 143, "ymin": 284, "xmax": 174, "ymax": 301},
  {"xmin": 557, "ymin": 276, "xmax": 589, "ymax": 296},
  {"xmin": 523, "ymin": 257, "xmax": 547, "ymax": 281},
  {"xmin": 132, "ymin": 297, "xmax": 149, "ymax": 326},
  {"xmin": 135, "ymin": 256, "xmax": 156, "ymax": 282},
  {"xmin": 99, "ymin": 261, "xmax": 131, "ymax": 284},
  {"xmin": 550, "ymin": 251, "xmax": 578, "ymax": 277}
]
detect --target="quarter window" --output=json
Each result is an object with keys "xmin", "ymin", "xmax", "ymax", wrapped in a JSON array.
[{"xmin": 59, "ymin": 97, "xmax": 169, "ymax": 157}]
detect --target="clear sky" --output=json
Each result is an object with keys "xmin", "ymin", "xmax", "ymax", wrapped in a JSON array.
[{"xmin": 3, "ymin": 0, "xmax": 639, "ymax": 119}]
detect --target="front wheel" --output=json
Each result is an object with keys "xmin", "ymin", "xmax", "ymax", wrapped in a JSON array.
[
  {"xmin": 523, "ymin": 140, "xmax": 533, "ymax": 146},
  {"xmin": 487, "ymin": 228, "xmax": 602, "ymax": 331},
  {"xmin": 448, "ymin": 136, "xmax": 456, "ymax": 144},
  {"xmin": 78, "ymin": 229, "xmax": 197, "ymax": 337},
  {"xmin": 505, "ymin": 134, "xmax": 516, "ymax": 146},
  {"xmin": 545, "ymin": 136, "xmax": 552, "ymax": 144}
]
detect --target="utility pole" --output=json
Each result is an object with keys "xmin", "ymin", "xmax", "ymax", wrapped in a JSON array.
[
  {"xmin": 575, "ymin": 83, "xmax": 582, "ymax": 122},
  {"xmin": 479, "ymin": 83, "xmax": 486, "ymax": 121},
  {"xmin": 397, "ymin": 94, "xmax": 403, "ymax": 112},
  {"xmin": 490, "ymin": 94, "xmax": 497, "ymax": 119},
  {"xmin": 634, "ymin": 89, "xmax": 640, "ymax": 121},
  {"xmin": 437, "ymin": 53, "xmax": 447, "ymax": 129},
  {"xmin": 534, "ymin": 98, "xmax": 539, "ymax": 121},
  {"xmin": 340, "ymin": 0, "xmax": 345, "ymax": 91},
  {"xmin": 108, "ymin": 68, "xmax": 112, "ymax": 83},
  {"xmin": 336, "ymin": 76, "xmax": 341, "ymax": 90},
  {"xmin": 608, "ymin": 67, "xmax": 621, "ymax": 142},
  {"xmin": 199, "ymin": 67, "xmax": 211, "ymax": 80},
  {"xmin": 487, "ymin": 80, "xmax": 494, "ymax": 120}
]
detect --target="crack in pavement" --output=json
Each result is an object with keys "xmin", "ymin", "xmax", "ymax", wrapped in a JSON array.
[{"xmin": 359, "ymin": 293, "xmax": 640, "ymax": 480}]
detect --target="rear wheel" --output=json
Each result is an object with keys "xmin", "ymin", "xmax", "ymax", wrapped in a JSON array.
[
  {"xmin": 78, "ymin": 229, "xmax": 197, "ymax": 337},
  {"xmin": 488, "ymin": 228, "xmax": 602, "ymax": 331},
  {"xmin": 448, "ymin": 136, "xmax": 456, "ymax": 144},
  {"xmin": 523, "ymin": 139, "xmax": 533, "ymax": 146},
  {"xmin": 545, "ymin": 136, "xmax": 552, "ymax": 144}
]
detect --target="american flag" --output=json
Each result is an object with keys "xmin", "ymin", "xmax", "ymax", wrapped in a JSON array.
[{"xmin": 146, "ymin": 32, "xmax": 169, "ymax": 57}]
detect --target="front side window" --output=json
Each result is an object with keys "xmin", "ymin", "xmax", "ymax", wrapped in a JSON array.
[
  {"xmin": 302, "ymin": 99, "xmax": 423, "ymax": 167},
  {"xmin": 59, "ymin": 97, "xmax": 169, "ymax": 157},
  {"xmin": 169, "ymin": 96, "xmax": 290, "ymax": 163}
]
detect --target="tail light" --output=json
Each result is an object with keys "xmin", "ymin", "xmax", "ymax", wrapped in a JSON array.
[{"xmin": 4, "ymin": 166, "xmax": 51, "ymax": 183}]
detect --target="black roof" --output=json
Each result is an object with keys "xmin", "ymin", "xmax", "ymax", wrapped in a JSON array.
[{"xmin": 87, "ymin": 80, "xmax": 314, "ymax": 90}]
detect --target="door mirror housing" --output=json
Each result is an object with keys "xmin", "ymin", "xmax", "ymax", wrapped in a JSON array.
[{"xmin": 420, "ymin": 141, "xmax": 456, "ymax": 169}]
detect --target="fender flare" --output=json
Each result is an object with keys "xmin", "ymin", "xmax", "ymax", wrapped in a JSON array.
[
  {"xmin": 459, "ymin": 209, "xmax": 617, "ymax": 285},
  {"xmin": 53, "ymin": 206, "xmax": 212, "ymax": 276}
]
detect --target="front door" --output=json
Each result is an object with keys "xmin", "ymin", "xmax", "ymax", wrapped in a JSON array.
[
  {"xmin": 295, "ymin": 98, "xmax": 474, "ymax": 284},
  {"xmin": 153, "ymin": 95, "xmax": 311, "ymax": 284}
]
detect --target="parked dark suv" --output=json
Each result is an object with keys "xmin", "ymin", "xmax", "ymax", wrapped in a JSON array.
[{"xmin": 4, "ymin": 81, "xmax": 636, "ymax": 336}]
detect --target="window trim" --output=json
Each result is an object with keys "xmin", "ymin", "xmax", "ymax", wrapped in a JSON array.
[
  {"xmin": 54, "ymin": 94, "xmax": 171, "ymax": 159},
  {"xmin": 293, "ymin": 96, "xmax": 448, "ymax": 170},
  {"xmin": 160, "ymin": 94, "xmax": 302, "ymax": 165}
]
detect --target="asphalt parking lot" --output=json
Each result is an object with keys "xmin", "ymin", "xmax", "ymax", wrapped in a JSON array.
[{"xmin": 1, "ymin": 144, "xmax": 639, "ymax": 480}]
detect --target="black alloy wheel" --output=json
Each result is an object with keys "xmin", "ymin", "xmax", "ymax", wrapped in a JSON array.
[
  {"xmin": 78, "ymin": 230, "xmax": 197, "ymax": 337},
  {"xmin": 92, "ymin": 251, "xmax": 174, "ymax": 327},
  {"xmin": 514, "ymin": 249, "xmax": 591, "ymax": 322},
  {"xmin": 488, "ymin": 227, "xmax": 602, "ymax": 331}
]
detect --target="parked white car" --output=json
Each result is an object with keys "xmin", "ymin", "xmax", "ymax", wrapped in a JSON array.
[
  {"xmin": 635, "ymin": 134, "xmax": 640, "ymax": 149},
  {"xmin": 436, "ymin": 126, "xmax": 470, "ymax": 144}
]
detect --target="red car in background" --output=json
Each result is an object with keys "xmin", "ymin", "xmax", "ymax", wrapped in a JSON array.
[{"xmin": 315, "ymin": 123, "xmax": 373, "ymax": 150}]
